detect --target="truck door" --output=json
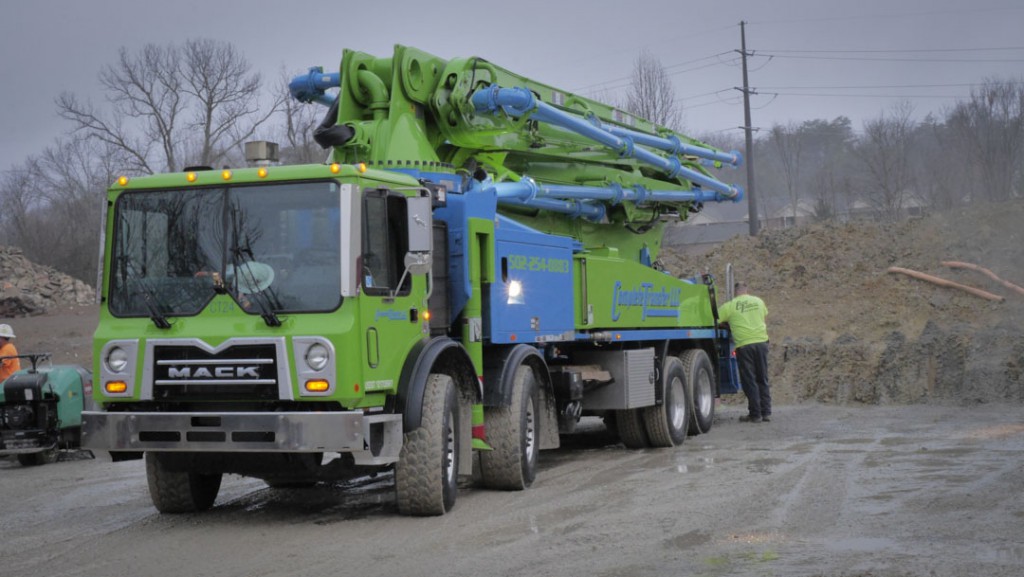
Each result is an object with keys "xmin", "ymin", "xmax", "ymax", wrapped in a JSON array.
[{"xmin": 358, "ymin": 189, "xmax": 424, "ymax": 394}]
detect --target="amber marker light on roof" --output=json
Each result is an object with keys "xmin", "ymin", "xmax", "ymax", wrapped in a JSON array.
[
  {"xmin": 257, "ymin": 167, "xmax": 269, "ymax": 178},
  {"xmin": 186, "ymin": 172, "xmax": 198, "ymax": 183},
  {"xmin": 329, "ymin": 163, "xmax": 341, "ymax": 174},
  {"xmin": 221, "ymin": 169, "xmax": 233, "ymax": 181},
  {"xmin": 105, "ymin": 381, "xmax": 128, "ymax": 394},
  {"xmin": 357, "ymin": 163, "xmax": 367, "ymax": 173},
  {"xmin": 117, "ymin": 176, "xmax": 129, "ymax": 186}
]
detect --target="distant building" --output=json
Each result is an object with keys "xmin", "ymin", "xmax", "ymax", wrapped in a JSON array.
[
  {"xmin": 764, "ymin": 199, "xmax": 817, "ymax": 229},
  {"xmin": 663, "ymin": 202, "xmax": 749, "ymax": 255}
]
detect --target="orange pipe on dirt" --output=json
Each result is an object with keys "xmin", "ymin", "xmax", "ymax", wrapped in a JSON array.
[
  {"xmin": 887, "ymin": 266, "xmax": 1005, "ymax": 302},
  {"xmin": 941, "ymin": 261, "xmax": 1024, "ymax": 297}
]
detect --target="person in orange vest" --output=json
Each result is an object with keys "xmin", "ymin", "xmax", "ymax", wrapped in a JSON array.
[{"xmin": 0, "ymin": 323, "xmax": 21, "ymax": 382}]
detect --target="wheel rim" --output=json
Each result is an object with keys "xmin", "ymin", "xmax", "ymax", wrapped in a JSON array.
[
  {"xmin": 524, "ymin": 398, "xmax": 536, "ymax": 463},
  {"xmin": 695, "ymin": 368, "xmax": 712, "ymax": 416},
  {"xmin": 669, "ymin": 374, "xmax": 687, "ymax": 431},
  {"xmin": 443, "ymin": 408, "xmax": 456, "ymax": 484}
]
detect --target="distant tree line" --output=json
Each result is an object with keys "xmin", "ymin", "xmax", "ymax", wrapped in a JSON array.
[
  {"xmin": 1, "ymin": 40, "xmax": 1021, "ymax": 284},
  {"xmin": 701, "ymin": 79, "xmax": 1024, "ymax": 227}
]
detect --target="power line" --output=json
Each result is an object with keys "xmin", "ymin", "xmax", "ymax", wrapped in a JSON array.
[
  {"xmin": 763, "ymin": 54, "xmax": 1024, "ymax": 64},
  {"xmin": 760, "ymin": 81, "xmax": 1024, "ymax": 90},
  {"xmin": 767, "ymin": 92, "xmax": 967, "ymax": 99},
  {"xmin": 761, "ymin": 46, "xmax": 1024, "ymax": 54},
  {"xmin": 748, "ymin": 6, "xmax": 1024, "ymax": 26},
  {"xmin": 572, "ymin": 52, "xmax": 736, "ymax": 93}
]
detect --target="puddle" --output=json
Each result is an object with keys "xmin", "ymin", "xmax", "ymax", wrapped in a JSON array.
[
  {"xmin": 824, "ymin": 536, "xmax": 896, "ymax": 553},
  {"xmin": 746, "ymin": 457, "xmax": 786, "ymax": 474}
]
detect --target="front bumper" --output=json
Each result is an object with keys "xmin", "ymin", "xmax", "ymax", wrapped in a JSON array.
[{"xmin": 81, "ymin": 410, "xmax": 402, "ymax": 466}]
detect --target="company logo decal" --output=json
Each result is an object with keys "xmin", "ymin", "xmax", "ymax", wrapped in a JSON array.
[
  {"xmin": 610, "ymin": 281, "xmax": 681, "ymax": 321},
  {"xmin": 375, "ymin": 309, "xmax": 406, "ymax": 321}
]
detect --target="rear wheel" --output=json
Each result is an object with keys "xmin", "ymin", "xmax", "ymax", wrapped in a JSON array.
[
  {"xmin": 145, "ymin": 453, "xmax": 222, "ymax": 513},
  {"xmin": 396, "ymin": 373, "xmax": 460, "ymax": 515},
  {"xmin": 643, "ymin": 356, "xmax": 689, "ymax": 447},
  {"xmin": 616, "ymin": 408, "xmax": 650, "ymax": 449},
  {"xmin": 681, "ymin": 349, "xmax": 716, "ymax": 435},
  {"xmin": 480, "ymin": 364, "xmax": 539, "ymax": 490}
]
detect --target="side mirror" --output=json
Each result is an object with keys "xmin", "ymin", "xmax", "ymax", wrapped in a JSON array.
[
  {"xmin": 388, "ymin": 195, "xmax": 434, "ymax": 297},
  {"xmin": 406, "ymin": 196, "xmax": 432, "ymax": 253}
]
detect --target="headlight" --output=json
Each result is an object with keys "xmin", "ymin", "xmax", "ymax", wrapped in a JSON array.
[
  {"xmin": 106, "ymin": 347, "xmax": 129, "ymax": 373},
  {"xmin": 305, "ymin": 343, "xmax": 330, "ymax": 371},
  {"xmin": 507, "ymin": 280, "xmax": 524, "ymax": 304}
]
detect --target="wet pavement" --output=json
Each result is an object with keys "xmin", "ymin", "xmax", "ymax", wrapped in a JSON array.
[{"xmin": 2, "ymin": 403, "xmax": 1022, "ymax": 577}]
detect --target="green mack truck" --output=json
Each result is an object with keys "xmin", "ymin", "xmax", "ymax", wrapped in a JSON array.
[{"xmin": 82, "ymin": 45, "xmax": 744, "ymax": 515}]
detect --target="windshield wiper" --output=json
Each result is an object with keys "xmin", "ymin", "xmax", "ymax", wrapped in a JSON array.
[
  {"xmin": 133, "ymin": 278, "xmax": 172, "ymax": 329},
  {"xmin": 230, "ymin": 245, "xmax": 283, "ymax": 327},
  {"xmin": 118, "ymin": 255, "xmax": 171, "ymax": 329}
]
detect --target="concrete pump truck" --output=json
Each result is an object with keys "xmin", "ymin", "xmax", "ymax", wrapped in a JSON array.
[{"xmin": 82, "ymin": 45, "xmax": 744, "ymax": 515}]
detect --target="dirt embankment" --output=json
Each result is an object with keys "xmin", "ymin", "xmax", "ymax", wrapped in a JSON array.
[{"xmin": 663, "ymin": 199, "xmax": 1024, "ymax": 406}]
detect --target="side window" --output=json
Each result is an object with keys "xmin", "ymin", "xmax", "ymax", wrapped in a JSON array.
[{"xmin": 362, "ymin": 190, "xmax": 410, "ymax": 296}]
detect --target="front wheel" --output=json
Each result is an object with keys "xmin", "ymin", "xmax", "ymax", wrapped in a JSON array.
[
  {"xmin": 396, "ymin": 373, "xmax": 460, "ymax": 516},
  {"xmin": 17, "ymin": 449, "xmax": 57, "ymax": 467},
  {"xmin": 480, "ymin": 364, "xmax": 539, "ymax": 490},
  {"xmin": 145, "ymin": 453, "xmax": 222, "ymax": 513}
]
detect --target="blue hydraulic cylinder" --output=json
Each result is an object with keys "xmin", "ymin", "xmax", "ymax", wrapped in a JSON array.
[
  {"xmin": 289, "ymin": 67, "xmax": 341, "ymax": 106},
  {"xmin": 471, "ymin": 85, "xmax": 743, "ymax": 200},
  {"xmin": 489, "ymin": 177, "xmax": 745, "ymax": 218},
  {"xmin": 602, "ymin": 125, "xmax": 742, "ymax": 168},
  {"xmin": 481, "ymin": 179, "xmax": 607, "ymax": 221}
]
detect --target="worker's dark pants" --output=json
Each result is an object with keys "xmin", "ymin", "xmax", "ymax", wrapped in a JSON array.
[{"xmin": 737, "ymin": 341, "xmax": 771, "ymax": 418}]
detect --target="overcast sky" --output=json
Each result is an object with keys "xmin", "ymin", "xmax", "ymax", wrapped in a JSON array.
[{"xmin": 1, "ymin": 0, "xmax": 1022, "ymax": 173}]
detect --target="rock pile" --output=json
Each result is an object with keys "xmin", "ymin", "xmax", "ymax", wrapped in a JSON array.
[{"xmin": 0, "ymin": 246, "xmax": 96, "ymax": 317}]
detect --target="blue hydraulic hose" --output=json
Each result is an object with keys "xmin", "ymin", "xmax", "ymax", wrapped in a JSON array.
[{"xmin": 472, "ymin": 85, "xmax": 743, "ymax": 200}]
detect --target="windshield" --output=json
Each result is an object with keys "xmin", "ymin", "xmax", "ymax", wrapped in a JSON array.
[{"xmin": 108, "ymin": 181, "xmax": 342, "ymax": 318}]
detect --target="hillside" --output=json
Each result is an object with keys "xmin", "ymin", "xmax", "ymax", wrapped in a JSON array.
[{"xmin": 663, "ymin": 198, "xmax": 1024, "ymax": 405}]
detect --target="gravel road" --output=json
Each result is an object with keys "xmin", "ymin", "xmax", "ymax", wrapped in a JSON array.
[{"xmin": 2, "ymin": 403, "xmax": 1022, "ymax": 577}]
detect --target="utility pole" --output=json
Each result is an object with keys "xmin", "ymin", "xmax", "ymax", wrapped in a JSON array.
[{"xmin": 738, "ymin": 20, "xmax": 760, "ymax": 236}]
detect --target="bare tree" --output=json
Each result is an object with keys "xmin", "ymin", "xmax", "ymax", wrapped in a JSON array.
[
  {"xmin": 0, "ymin": 136, "xmax": 117, "ymax": 282},
  {"xmin": 57, "ymin": 39, "xmax": 280, "ymax": 174},
  {"xmin": 768, "ymin": 122, "xmax": 805, "ymax": 226},
  {"xmin": 855, "ymin": 102, "xmax": 917, "ymax": 221},
  {"xmin": 947, "ymin": 77, "xmax": 1024, "ymax": 202},
  {"xmin": 917, "ymin": 114, "xmax": 969, "ymax": 211},
  {"xmin": 624, "ymin": 50, "xmax": 683, "ymax": 130},
  {"xmin": 0, "ymin": 167, "xmax": 41, "ymax": 252},
  {"xmin": 273, "ymin": 68, "xmax": 323, "ymax": 165}
]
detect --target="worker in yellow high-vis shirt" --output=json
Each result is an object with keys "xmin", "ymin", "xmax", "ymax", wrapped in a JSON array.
[{"xmin": 718, "ymin": 282, "xmax": 771, "ymax": 423}]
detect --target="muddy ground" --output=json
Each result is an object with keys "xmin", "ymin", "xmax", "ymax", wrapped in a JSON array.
[
  {"xmin": 2, "ymin": 200, "xmax": 1023, "ymax": 576},
  {"xmin": 2, "ymin": 404, "xmax": 1023, "ymax": 577}
]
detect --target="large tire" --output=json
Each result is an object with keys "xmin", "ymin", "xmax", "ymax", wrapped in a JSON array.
[
  {"xmin": 681, "ymin": 349, "xmax": 716, "ymax": 435},
  {"xmin": 145, "ymin": 452, "xmax": 223, "ymax": 513},
  {"xmin": 643, "ymin": 356, "xmax": 689, "ymax": 447},
  {"xmin": 395, "ymin": 374, "xmax": 460, "ymax": 516},
  {"xmin": 616, "ymin": 408, "xmax": 650, "ymax": 449},
  {"xmin": 17, "ymin": 449, "xmax": 57, "ymax": 467},
  {"xmin": 480, "ymin": 364, "xmax": 539, "ymax": 490}
]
